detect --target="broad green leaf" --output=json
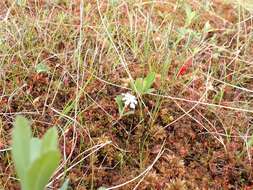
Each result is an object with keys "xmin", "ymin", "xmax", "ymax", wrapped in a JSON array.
[
  {"xmin": 146, "ymin": 88, "xmax": 155, "ymax": 94},
  {"xmin": 35, "ymin": 63, "xmax": 49, "ymax": 73},
  {"xmin": 30, "ymin": 138, "xmax": 41, "ymax": 163},
  {"xmin": 24, "ymin": 151, "xmax": 61, "ymax": 190},
  {"xmin": 41, "ymin": 127, "xmax": 58, "ymax": 153},
  {"xmin": 143, "ymin": 72, "xmax": 155, "ymax": 92},
  {"xmin": 12, "ymin": 116, "xmax": 31, "ymax": 180},
  {"xmin": 134, "ymin": 78, "xmax": 144, "ymax": 93},
  {"xmin": 59, "ymin": 179, "xmax": 69, "ymax": 190}
]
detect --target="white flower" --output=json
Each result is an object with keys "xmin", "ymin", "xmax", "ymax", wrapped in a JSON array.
[{"xmin": 122, "ymin": 92, "xmax": 137, "ymax": 109}]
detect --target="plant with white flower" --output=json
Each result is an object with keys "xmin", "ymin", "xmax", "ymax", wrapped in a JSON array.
[
  {"xmin": 122, "ymin": 92, "xmax": 138, "ymax": 109},
  {"xmin": 115, "ymin": 92, "xmax": 137, "ymax": 117},
  {"xmin": 130, "ymin": 72, "xmax": 156, "ymax": 95}
]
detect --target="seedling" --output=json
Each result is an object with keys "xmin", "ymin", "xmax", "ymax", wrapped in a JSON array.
[
  {"xmin": 11, "ymin": 116, "xmax": 61, "ymax": 190},
  {"xmin": 131, "ymin": 72, "xmax": 156, "ymax": 95}
]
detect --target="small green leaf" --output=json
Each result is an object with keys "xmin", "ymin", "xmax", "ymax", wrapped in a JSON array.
[
  {"xmin": 35, "ymin": 63, "xmax": 49, "ymax": 73},
  {"xmin": 30, "ymin": 138, "xmax": 41, "ymax": 163},
  {"xmin": 130, "ymin": 72, "xmax": 156, "ymax": 95},
  {"xmin": 143, "ymin": 72, "xmax": 155, "ymax": 92},
  {"xmin": 59, "ymin": 179, "xmax": 69, "ymax": 190},
  {"xmin": 41, "ymin": 127, "xmax": 58, "ymax": 153},
  {"xmin": 12, "ymin": 116, "xmax": 31, "ymax": 180},
  {"xmin": 146, "ymin": 88, "xmax": 155, "ymax": 94},
  {"xmin": 24, "ymin": 151, "xmax": 61, "ymax": 190},
  {"xmin": 134, "ymin": 78, "xmax": 144, "ymax": 93}
]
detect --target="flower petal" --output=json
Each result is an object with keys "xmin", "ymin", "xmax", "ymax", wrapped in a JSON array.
[{"xmin": 130, "ymin": 103, "xmax": 136, "ymax": 109}]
